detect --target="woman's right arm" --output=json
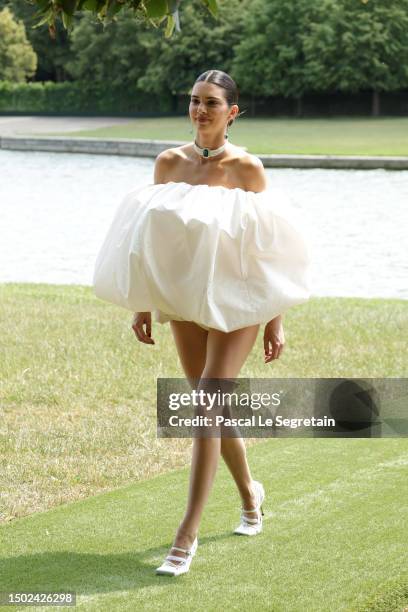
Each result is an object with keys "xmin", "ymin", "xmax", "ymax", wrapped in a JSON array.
[
  {"xmin": 132, "ymin": 311, "xmax": 154, "ymax": 345},
  {"xmin": 132, "ymin": 149, "xmax": 174, "ymax": 345},
  {"xmin": 153, "ymin": 148, "xmax": 175, "ymax": 184}
]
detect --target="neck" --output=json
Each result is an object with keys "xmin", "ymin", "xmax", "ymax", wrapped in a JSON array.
[
  {"xmin": 195, "ymin": 131, "xmax": 226, "ymax": 150},
  {"xmin": 194, "ymin": 132, "xmax": 228, "ymax": 163}
]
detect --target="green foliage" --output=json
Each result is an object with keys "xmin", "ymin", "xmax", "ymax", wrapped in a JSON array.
[
  {"xmin": 302, "ymin": 0, "xmax": 408, "ymax": 93},
  {"xmin": 0, "ymin": 80, "xmax": 87, "ymax": 111},
  {"xmin": 1, "ymin": 0, "xmax": 408, "ymax": 112},
  {"xmin": 24, "ymin": 0, "xmax": 216, "ymax": 40},
  {"xmin": 64, "ymin": 8, "xmax": 149, "ymax": 90},
  {"xmin": 232, "ymin": 0, "xmax": 312, "ymax": 98},
  {"xmin": 0, "ymin": 6, "xmax": 37, "ymax": 81},
  {"xmin": 0, "ymin": 0, "xmax": 77, "ymax": 81},
  {"xmin": 136, "ymin": 0, "xmax": 249, "ymax": 96},
  {"xmin": 0, "ymin": 79, "xmax": 173, "ymax": 112},
  {"xmin": 232, "ymin": 0, "xmax": 408, "ymax": 97},
  {"xmin": 144, "ymin": 0, "xmax": 167, "ymax": 19},
  {"xmin": 61, "ymin": 0, "xmax": 246, "ymax": 99}
]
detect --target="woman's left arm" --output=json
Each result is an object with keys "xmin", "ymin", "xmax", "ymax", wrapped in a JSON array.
[
  {"xmin": 242, "ymin": 156, "xmax": 284, "ymax": 363},
  {"xmin": 264, "ymin": 314, "xmax": 285, "ymax": 363}
]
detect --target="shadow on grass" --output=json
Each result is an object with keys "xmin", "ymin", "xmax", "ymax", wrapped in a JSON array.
[{"xmin": 0, "ymin": 532, "xmax": 234, "ymax": 593}]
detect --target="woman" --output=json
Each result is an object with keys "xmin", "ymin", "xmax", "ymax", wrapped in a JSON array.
[{"xmin": 93, "ymin": 69, "xmax": 310, "ymax": 577}]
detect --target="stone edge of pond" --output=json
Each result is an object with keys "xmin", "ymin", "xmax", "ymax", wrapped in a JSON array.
[{"xmin": 1, "ymin": 135, "xmax": 408, "ymax": 169}]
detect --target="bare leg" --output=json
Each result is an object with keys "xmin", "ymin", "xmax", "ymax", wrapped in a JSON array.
[
  {"xmin": 166, "ymin": 321, "xmax": 260, "ymax": 564},
  {"xmin": 178, "ymin": 436, "xmax": 258, "ymax": 540},
  {"xmin": 220, "ymin": 436, "xmax": 258, "ymax": 508}
]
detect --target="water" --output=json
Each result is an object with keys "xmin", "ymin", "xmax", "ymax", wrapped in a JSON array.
[{"xmin": 0, "ymin": 150, "xmax": 407, "ymax": 299}]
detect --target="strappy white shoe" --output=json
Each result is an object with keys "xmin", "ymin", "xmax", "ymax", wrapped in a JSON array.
[
  {"xmin": 155, "ymin": 537, "xmax": 198, "ymax": 576},
  {"xmin": 234, "ymin": 480, "xmax": 265, "ymax": 536}
]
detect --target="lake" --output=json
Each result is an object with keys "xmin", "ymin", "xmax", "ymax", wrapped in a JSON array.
[{"xmin": 0, "ymin": 150, "xmax": 406, "ymax": 299}]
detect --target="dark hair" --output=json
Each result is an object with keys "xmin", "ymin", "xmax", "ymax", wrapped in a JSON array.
[{"xmin": 193, "ymin": 69, "xmax": 246, "ymax": 126}]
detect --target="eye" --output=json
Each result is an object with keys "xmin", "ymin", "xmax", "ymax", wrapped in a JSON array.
[{"xmin": 190, "ymin": 99, "xmax": 218, "ymax": 105}]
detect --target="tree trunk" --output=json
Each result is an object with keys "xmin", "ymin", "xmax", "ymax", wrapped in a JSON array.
[
  {"xmin": 55, "ymin": 66, "xmax": 63, "ymax": 82},
  {"xmin": 250, "ymin": 94, "xmax": 256, "ymax": 117},
  {"xmin": 372, "ymin": 90, "xmax": 380, "ymax": 116},
  {"xmin": 295, "ymin": 95, "xmax": 303, "ymax": 117}
]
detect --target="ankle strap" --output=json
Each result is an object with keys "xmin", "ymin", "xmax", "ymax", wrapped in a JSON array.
[
  {"xmin": 171, "ymin": 545, "xmax": 192, "ymax": 555},
  {"xmin": 165, "ymin": 555, "xmax": 188, "ymax": 565},
  {"xmin": 242, "ymin": 515, "xmax": 260, "ymax": 524}
]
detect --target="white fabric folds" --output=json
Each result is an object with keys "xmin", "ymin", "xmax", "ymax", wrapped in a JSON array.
[{"xmin": 92, "ymin": 181, "xmax": 311, "ymax": 332}]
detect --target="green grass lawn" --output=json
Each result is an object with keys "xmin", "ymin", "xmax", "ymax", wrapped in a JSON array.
[
  {"xmin": 37, "ymin": 117, "xmax": 408, "ymax": 156},
  {"xmin": 1, "ymin": 440, "xmax": 407, "ymax": 611},
  {"xmin": 1, "ymin": 283, "xmax": 407, "ymax": 610},
  {"xmin": 0, "ymin": 282, "xmax": 406, "ymax": 522}
]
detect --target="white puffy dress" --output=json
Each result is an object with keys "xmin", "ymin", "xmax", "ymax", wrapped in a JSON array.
[{"xmin": 92, "ymin": 181, "xmax": 311, "ymax": 332}]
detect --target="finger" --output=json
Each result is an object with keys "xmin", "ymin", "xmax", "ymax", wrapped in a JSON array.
[
  {"xmin": 264, "ymin": 344, "xmax": 281, "ymax": 363},
  {"xmin": 132, "ymin": 325, "xmax": 145, "ymax": 343},
  {"xmin": 138, "ymin": 325, "xmax": 155, "ymax": 344},
  {"xmin": 264, "ymin": 349, "xmax": 274, "ymax": 363},
  {"xmin": 264, "ymin": 338, "xmax": 273, "ymax": 357},
  {"xmin": 263, "ymin": 336, "xmax": 269, "ymax": 354},
  {"xmin": 142, "ymin": 322, "xmax": 155, "ymax": 343},
  {"xmin": 132, "ymin": 324, "xmax": 150, "ymax": 344},
  {"xmin": 272, "ymin": 341, "xmax": 281, "ymax": 360}
]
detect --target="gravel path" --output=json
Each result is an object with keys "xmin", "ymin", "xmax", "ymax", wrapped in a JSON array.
[{"xmin": 0, "ymin": 116, "xmax": 133, "ymax": 136}]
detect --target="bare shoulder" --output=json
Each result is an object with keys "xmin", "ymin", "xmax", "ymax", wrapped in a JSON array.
[
  {"xmin": 154, "ymin": 146, "xmax": 187, "ymax": 184},
  {"xmin": 237, "ymin": 150, "xmax": 267, "ymax": 193}
]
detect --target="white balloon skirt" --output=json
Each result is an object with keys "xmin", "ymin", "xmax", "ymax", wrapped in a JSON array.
[{"xmin": 93, "ymin": 181, "xmax": 311, "ymax": 332}]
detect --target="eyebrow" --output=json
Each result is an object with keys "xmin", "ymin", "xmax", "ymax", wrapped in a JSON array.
[{"xmin": 190, "ymin": 95, "xmax": 221, "ymax": 100}]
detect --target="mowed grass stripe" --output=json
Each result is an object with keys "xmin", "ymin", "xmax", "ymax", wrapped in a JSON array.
[{"xmin": 0, "ymin": 439, "xmax": 407, "ymax": 611}]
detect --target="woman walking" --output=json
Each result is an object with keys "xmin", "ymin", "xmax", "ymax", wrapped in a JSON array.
[{"xmin": 93, "ymin": 69, "xmax": 310, "ymax": 577}]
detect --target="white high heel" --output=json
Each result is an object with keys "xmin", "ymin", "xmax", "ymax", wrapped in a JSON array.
[
  {"xmin": 234, "ymin": 480, "xmax": 265, "ymax": 536},
  {"xmin": 155, "ymin": 537, "xmax": 198, "ymax": 576}
]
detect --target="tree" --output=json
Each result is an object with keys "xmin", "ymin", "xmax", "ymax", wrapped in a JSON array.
[
  {"xmin": 63, "ymin": 0, "xmax": 247, "ymax": 109},
  {"xmin": 0, "ymin": 0, "xmax": 78, "ymax": 81},
  {"xmin": 65, "ymin": 8, "xmax": 149, "ymax": 89},
  {"xmin": 232, "ymin": 0, "xmax": 408, "ymax": 117},
  {"xmin": 301, "ymin": 0, "xmax": 408, "ymax": 116},
  {"xmin": 136, "ymin": 0, "xmax": 248, "ymax": 99},
  {"xmin": 0, "ymin": 6, "xmax": 37, "ymax": 81},
  {"xmin": 231, "ymin": 0, "xmax": 312, "ymax": 117}
]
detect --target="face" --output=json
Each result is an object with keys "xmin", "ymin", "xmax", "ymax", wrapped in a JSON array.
[{"xmin": 189, "ymin": 81, "xmax": 238, "ymax": 133}]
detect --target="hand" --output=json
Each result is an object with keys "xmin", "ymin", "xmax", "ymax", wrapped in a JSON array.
[
  {"xmin": 132, "ymin": 312, "xmax": 155, "ymax": 345},
  {"xmin": 263, "ymin": 316, "xmax": 285, "ymax": 363}
]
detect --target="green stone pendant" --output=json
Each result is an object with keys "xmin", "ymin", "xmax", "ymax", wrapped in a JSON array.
[{"xmin": 203, "ymin": 149, "xmax": 209, "ymax": 157}]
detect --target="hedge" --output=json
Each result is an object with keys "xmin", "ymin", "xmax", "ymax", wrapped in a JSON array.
[{"xmin": 0, "ymin": 81, "xmax": 173, "ymax": 114}]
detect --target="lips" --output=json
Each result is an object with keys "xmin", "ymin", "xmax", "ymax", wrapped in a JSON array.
[{"xmin": 197, "ymin": 117, "xmax": 209, "ymax": 123}]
